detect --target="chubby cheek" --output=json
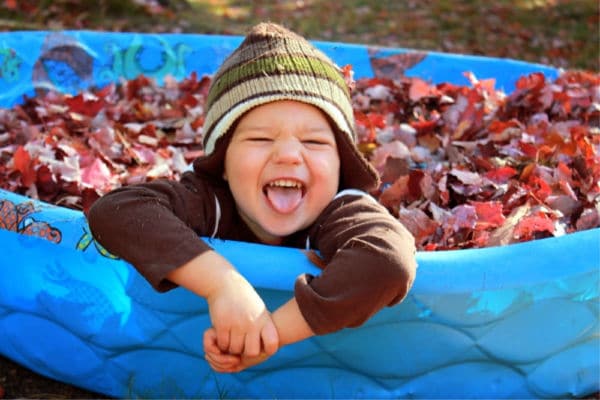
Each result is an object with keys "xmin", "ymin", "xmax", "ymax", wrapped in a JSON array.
[
  {"xmin": 225, "ymin": 142, "xmax": 260, "ymax": 179},
  {"xmin": 305, "ymin": 157, "xmax": 340, "ymax": 213},
  {"xmin": 224, "ymin": 161, "xmax": 259, "ymax": 198}
]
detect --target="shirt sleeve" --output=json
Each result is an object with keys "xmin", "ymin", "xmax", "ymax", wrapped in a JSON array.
[
  {"xmin": 86, "ymin": 171, "xmax": 220, "ymax": 292},
  {"xmin": 294, "ymin": 192, "xmax": 417, "ymax": 335}
]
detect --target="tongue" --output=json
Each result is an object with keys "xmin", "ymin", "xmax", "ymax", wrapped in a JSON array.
[{"xmin": 266, "ymin": 186, "xmax": 303, "ymax": 213}]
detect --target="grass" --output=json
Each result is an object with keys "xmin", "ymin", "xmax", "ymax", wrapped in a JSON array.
[{"xmin": 178, "ymin": 0, "xmax": 599, "ymax": 70}]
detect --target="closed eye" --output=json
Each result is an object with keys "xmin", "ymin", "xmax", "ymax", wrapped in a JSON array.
[
  {"xmin": 302, "ymin": 136, "xmax": 336, "ymax": 148},
  {"xmin": 247, "ymin": 136, "xmax": 273, "ymax": 142},
  {"xmin": 301, "ymin": 129, "xmax": 336, "ymax": 147},
  {"xmin": 303, "ymin": 139, "xmax": 330, "ymax": 145}
]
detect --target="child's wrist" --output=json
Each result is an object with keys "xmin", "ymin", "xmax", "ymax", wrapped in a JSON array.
[{"xmin": 169, "ymin": 250, "xmax": 240, "ymax": 299}]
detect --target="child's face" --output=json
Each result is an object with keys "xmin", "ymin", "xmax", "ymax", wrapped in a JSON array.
[{"xmin": 224, "ymin": 100, "xmax": 341, "ymax": 244}]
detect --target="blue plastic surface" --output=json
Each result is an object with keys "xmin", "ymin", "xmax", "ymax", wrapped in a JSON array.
[
  {"xmin": 0, "ymin": 31, "xmax": 598, "ymax": 399},
  {"xmin": 1, "ymin": 190, "xmax": 598, "ymax": 399},
  {"xmin": 0, "ymin": 31, "xmax": 559, "ymax": 106}
]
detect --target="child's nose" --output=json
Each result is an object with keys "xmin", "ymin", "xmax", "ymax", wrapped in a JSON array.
[{"xmin": 272, "ymin": 137, "xmax": 302, "ymax": 164}]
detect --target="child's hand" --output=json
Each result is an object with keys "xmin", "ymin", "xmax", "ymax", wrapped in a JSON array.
[
  {"xmin": 204, "ymin": 327, "xmax": 272, "ymax": 373},
  {"xmin": 166, "ymin": 251, "xmax": 279, "ymax": 360},
  {"xmin": 203, "ymin": 327, "xmax": 241, "ymax": 373},
  {"xmin": 206, "ymin": 270, "xmax": 279, "ymax": 358}
]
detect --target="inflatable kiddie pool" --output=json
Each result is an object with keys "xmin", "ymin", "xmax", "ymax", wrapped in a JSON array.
[{"xmin": 0, "ymin": 31, "xmax": 598, "ymax": 399}]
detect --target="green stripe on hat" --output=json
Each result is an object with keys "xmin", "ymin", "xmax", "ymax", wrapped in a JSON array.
[
  {"xmin": 215, "ymin": 29, "xmax": 330, "ymax": 77},
  {"xmin": 206, "ymin": 54, "xmax": 349, "ymax": 107}
]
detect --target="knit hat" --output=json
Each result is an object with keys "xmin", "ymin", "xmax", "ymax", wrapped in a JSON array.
[{"xmin": 193, "ymin": 22, "xmax": 380, "ymax": 192}]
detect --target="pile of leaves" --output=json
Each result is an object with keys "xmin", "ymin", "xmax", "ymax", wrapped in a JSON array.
[
  {"xmin": 353, "ymin": 69, "xmax": 599, "ymax": 250},
  {"xmin": 0, "ymin": 73, "xmax": 210, "ymax": 211},
  {"xmin": 0, "ymin": 69, "xmax": 598, "ymax": 251}
]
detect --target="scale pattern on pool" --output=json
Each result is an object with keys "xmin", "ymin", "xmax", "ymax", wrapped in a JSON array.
[{"xmin": 0, "ymin": 189, "xmax": 598, "ymax": 398}]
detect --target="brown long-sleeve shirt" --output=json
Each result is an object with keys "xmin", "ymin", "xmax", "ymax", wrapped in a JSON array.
[{"xmin": 87, "ymin": 170, "xmax": 417, "ymax": 334}]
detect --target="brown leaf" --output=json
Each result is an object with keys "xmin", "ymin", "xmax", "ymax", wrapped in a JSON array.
[
  {"xmin": 488, "ymin": 204, "xmax": 531, "ymax": 247},
  {"xmin": 576, "ymin": 207, "xmax": 600, "ymax": 231},
  {"xmin": 379, "ymin": 175, "xmax": 410, "ymax": 212}
]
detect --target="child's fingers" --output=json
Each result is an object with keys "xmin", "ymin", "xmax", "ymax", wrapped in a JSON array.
[
  {"xmin": 243, "ymin": 329, "xmax": 261, "ymax": 358},
  {"xmin": 205, "ymin": 351, "xmax": 241, "ymax": 373},
  {"xmin": 228, "ymin": 329, "xmax": 246, "ymax": 354},
  {"xmin": 216, "ymin": 328, "xmax": 231, "ymax": 352},
  {"xmin": 205, "ymin": 359, "xmax": 233, "ymax": 373},
  {"xmin": 203, "ymin": 328, "xmax": 221, "ymax": 354},
  {"xmin": 260, "ymin": 321, "xmax": 279, "ymax": 356},
  {"xmin": 205, "ymin": 350, "xmax": 239, "ymax": 365},
  {"xmin": 204, "ymin": 328, "xmax": 242, "ymax": 373}
]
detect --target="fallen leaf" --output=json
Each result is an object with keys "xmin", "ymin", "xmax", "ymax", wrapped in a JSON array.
[{"xmin": 12, "ymin": 146, "xmax": 36, "ymax": 187}]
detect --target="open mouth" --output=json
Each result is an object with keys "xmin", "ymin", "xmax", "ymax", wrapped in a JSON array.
[{"xmin": 263, "ymin": 179, "xmax": 306, "ymax": 214}]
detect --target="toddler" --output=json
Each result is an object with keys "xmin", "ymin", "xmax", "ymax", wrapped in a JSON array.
[{"xmin": 88, "ymin": 22, "xmax": 417, "ymax": 372}]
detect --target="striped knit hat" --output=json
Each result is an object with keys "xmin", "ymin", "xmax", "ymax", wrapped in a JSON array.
[{"xmin": 193, "ymin": 22, "xmax": 380, "ymax": 192}]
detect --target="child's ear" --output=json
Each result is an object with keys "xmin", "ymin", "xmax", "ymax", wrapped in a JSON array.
[{"xmin": 222, "ymin": 168, "xmax": 228, "ymax": 181}]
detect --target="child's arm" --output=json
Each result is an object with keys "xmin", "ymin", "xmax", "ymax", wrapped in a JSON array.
[
  {"xmin": 167, "ymin": 250, "xmax": 279, "ymax": 357},
  {"xmin": 87, "ymin": 176, "xmax": 279, "ymax": 358},
  {"xmin": 293, "ymin": 193, "xmax": 417, "ymax": 335},
  {"xmin": 270, "ymin": 298, "xmax": 314, "ymax": 345}
]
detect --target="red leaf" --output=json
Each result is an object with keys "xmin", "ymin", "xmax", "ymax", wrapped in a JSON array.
[
  {"xmin": 36, "ymin": 165, "xmax": 59, "ymax": 197},
  {"xmin": 437, "ymin": 174, "xmax": 450, "ymax": 206},
  {"xmin": 409, "ymin": 78, "xmax": 437, "ymax": 102},
  {"xmin": 514, "ymin": 213, "xmax": 555, "ymax": 239},
  {"xmin": 366, "ymin": 112, "xmax": 387, "ymax": 129},
  {"xmin": 518, "ymin": 141, "xmax": 538, "ymax": 159},
  {"xmin": 573, "ymin": 126, "xmax": 596, "ymax": 160},
  {"xmin": 64, "ymin": 94, "xmax": 106, "ymax": 118},
  {"xmin": 126, "ymin": 75, "xmax": 153, "ymax": 100},
  {"xmin": 409, "ymin": 119, "xmax": 438, "ymax": 135},
  {"xmin": 407, "ymin": 169, "xmax": 427, "ymax": 201},
  {"xmin": 527, "ymin": 175, "xmax": 553, "ymax": 201},
  {"xmin": 472, "ymin": 230, "xmax": 491, "ymax": 248},
  {"xmin": 179, "ymin": 93, "xmax": 199, "ymax": 108},
  {"xmin": 488, "ymin": 119, "xmax": 521, "ymax": 135},
  {"xmin": 484, "ymin": 166, "xmax": 518, "ymax": 183},
  {"xmin": 355, "ymin": 111, "xmax": 386, "ymax": 143},
  {"xmin": 190, "ymin": 116, "xmax": 204, "ymax": 131},
  {"xmin": 515, "ymin": 72, "xmax": 547, "ymax": 91},
  {"xmin": 471, "ymin": 201, "xmax": 506, "ymax": 229},
  {"xmin": 81, "ymin": 188, "xmax": 101, "ymax": 214},
  {"xmin": 13, "ymin": 146, "xmax": 36, "ymax": 187},
  {"xmin": 340, "ymin": 64, "xmax": 356, "ymax": 91}
]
